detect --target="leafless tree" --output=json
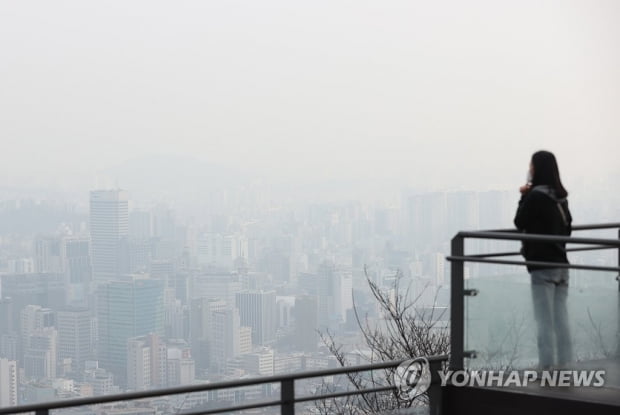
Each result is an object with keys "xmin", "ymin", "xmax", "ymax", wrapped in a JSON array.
[{"xmin": 314, "ymin": 267, "xmax": 450, "ymax": 415}]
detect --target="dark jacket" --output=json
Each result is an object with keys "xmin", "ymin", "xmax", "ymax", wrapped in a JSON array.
[{"xmin": 513, "ymin": 185, "xmax": 572, "ymax": 271}]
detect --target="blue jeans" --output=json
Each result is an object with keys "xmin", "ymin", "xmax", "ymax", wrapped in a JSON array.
[{"xmin": 530, "ymin": 268, "xmax": 573, "ymax": 368}]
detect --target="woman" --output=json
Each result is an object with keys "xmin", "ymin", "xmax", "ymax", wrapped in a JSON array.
[{"xmin": 514, "ymin": 150, "xmax": 573, "ymax": 370}]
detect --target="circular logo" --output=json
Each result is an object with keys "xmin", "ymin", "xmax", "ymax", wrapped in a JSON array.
[{"xmin": 393, "ymin": 357, "xmax": 431, "ymax": 400}]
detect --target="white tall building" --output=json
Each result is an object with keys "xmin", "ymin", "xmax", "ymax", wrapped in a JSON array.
[
  {"xmin": 127, "ymin": 338, "xmax": 152, "ymax": 391},
  {"xmin": 211, "ymin": 308, "xmax": 241, "ymax": 371},
  {"xmin": 166, "ymin": 340, "xmax": 195, "ymax": 387},
  {"xmin": 0, "ymin": 358, "xmax": 17, "ymax": 407},
  {"xmin": 126, "ymin": 334, "xmax": 167, "ymax": 391},
  {"xmin": 314, "ymin": 262, "xmax": 353, "ymax": 328},
  {"xmin": 239, "ymin": 326, "xmax": 252, "ymax": 355},
  {"xmin": 333, "ymin": 267, "xmax": 353, "ymax": 323},
  {"xmin": 89, "ymin": 189, "xmax": 129, "ymax": 281}
]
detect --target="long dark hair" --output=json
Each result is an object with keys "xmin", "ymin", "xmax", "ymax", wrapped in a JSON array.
[{"xmin": 531, "ymin": 150, "xmax": 568, "ymax": 198}]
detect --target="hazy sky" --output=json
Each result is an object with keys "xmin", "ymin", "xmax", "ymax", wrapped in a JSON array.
[{"xmin": 1, "ymin": 0, "xmax": 619, "ymax": 190}]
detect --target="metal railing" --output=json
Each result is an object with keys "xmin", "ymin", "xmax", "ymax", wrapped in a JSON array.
[
  {"xmin": 447, "ymin": 222, "xmax": 620, "ymax": 370},
  {"xmin": 1, "ymin": 355, "xmax": 448, "ymax": 415}
]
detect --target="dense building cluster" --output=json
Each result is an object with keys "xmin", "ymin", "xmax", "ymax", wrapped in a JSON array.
[{"xmin": 0, "ymin": 188, "xmax": 520, "ymax": 412}]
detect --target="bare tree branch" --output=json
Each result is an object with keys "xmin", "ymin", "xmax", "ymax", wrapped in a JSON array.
[{"xmin": 315, "ymin": 267, "xmax": 450, "ymax": 414}]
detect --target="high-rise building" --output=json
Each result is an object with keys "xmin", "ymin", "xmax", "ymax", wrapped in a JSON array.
[
  {"xmin": 97, "ymin": 276, "xmax": 165, "ymax": 385},
  {"xmin": 89, "ymin": 189, "xmax": 129, "ymax": 281},
  {"xmin": 65, "ymin": 238, "xmax": 93, "ymax": 284},
  {"xmin": 313, "ymin": 261, "xmax": 353, "ymax": 328},
  {"xmin": 64, "ymin": 238, "xmax": 93, "ymax": 305},
  {"xmin": 235, "ymin": 290, "xmax": 276, "ymax": 346},
  {"xmin": 128, "ymin": 210, "xmax": 154, "ymax": 273},
  {"xmin": 20, "ymin": 305, "xmax": 55, "ymax": 359},
  {"xmin": 294, "ymin": 296, "xmax": 318, "ymax": 352},
  {"xmin": 239, "ymin": 326, "xmax": 252, "ymax": 355},
  {"xmin": 211, "ymin": 308, "xmax": 241, "ymax": 372},
  {"xmin": 447, "ymin": 191, "xmax": 479, "ymax": 234},
  {"xmin": 0, "ymin": 298, "xmax": 14, "ymax": 336},
  {"xmin": 166, "ymin": 339, "xmax": 195, "ymax": 387},
  {"xmin": 0, "ymin": 274, "xmax": 66, "ymax": 327},
  {"xmin": 0, "ymin": 298, "xmax": 17, "ymax": 361},
  {"xmin": 34, "ymin": 237, "xmax": 65, "ymax": 274},
  {"xmin": 189, "ymin": 298, "xmax": 226, "ymax": 371},
  {"xmin": 126, "ymin": 334, "xmax": 166, "ymax": 391},
  {"xmin": 276, "ymin": 296, "xmax": 295, "ymax": 329},
  {"xmin": 0, "ymin": 358, "xmax": 17, "ymax": 407},
  {"xmin": 128, "ymin": 238, "xmax": 151, "ymax": 273},
  {"xmin": 126, "ymin": 338, "xmax": 151, "ymax": 391},
  {"xmin": 23, "ymin": 327, "xmax": 57, "ymax": 380},
  {"xmin": 164, "ymin": 288, "xmax": 186, "ymax": 339},
  {"xmin": 57, "ymin": 308, "xmax": 92, "ymax": 372},
  {"xmin": 403, "ymin": 192, "xmax": 448, "ymax": 249},
  {"xmin": 0, "ymin": 334, "xmax": 18, "ymax": 362}
]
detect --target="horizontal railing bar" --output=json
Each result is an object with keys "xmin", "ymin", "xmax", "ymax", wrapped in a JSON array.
[
  {"xmin": 0, "ymin": 355, "xmax": 448, "ymax": 414},
  {"xmin": 179, "ymin": 399, "xmax": 283, "ymax": 415},
  {"xmin": 480, "ymin": 223, "xmax": 620, "ymax": 233},
  {"xmin": 295, "ymin": 384, "xmax": 397, "ymax": 403},
  {"xmin": 468, "ymin": 245, "xmax": 614, "ymax": 258},
  {"xmin": 446, "ymin": 255, "xmax": 620, "ymax": 272},
  {"xmin": 291, "ymin": 355, "xmax": 443, "ymax": 380},
  {"xmin": 456, "ymin": 231, "xmax": 620, "ymax": 246},
  {"xmin": 570, "ymin": 222, "xmax": 620, "ymax": 231},
  {"xmin": 176, "ymin": 385, "xmax": 405, "ymax": 414}
]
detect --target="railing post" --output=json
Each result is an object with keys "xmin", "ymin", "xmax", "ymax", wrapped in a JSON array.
[
  {"xmin": 617, "ymin": 229, "xmax": 620, "ymax": 292},
  {"xmin": 617, "ymin": 229, "xmax": 620, "ymax": 358},
  {"xmin": 450, "ymin": 235, "xmax": 465, "ymax": 371},
  {"xmin": 427, "ymin": 359, "xmax": 444, "ymax": 415},
  {"xmin": 35, "ymin": 410, "xmax": 49, "ymax": 415},
  {"xmin": 281, "ymin": 378, "xmax": 295, "ymax": 415}
]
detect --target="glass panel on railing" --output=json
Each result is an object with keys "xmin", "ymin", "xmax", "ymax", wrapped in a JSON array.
[
  {"xmin": 465, "ymin": 263, "xmax": 536, "ymax": 370},
  {"xmin": 569, "ymin": 270, "xmax": 619, "ymax": 369},
  {"xmin": 465, "ymin": 263, "xmax": 620, "ymax": 383}
]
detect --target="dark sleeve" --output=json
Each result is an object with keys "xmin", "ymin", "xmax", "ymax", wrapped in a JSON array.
[
  {"xmin": 514, "ymin": 192, "xmax": 537, "ymax": 231},
  {"xmin": 564, "ymin": 200, "xmax": 573, "ymax": 235}
]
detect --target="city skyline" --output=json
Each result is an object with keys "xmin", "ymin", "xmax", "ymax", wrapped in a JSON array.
[{"xmin": 0, "ymin": 0, "xmax": 618, "ymax": 412}]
